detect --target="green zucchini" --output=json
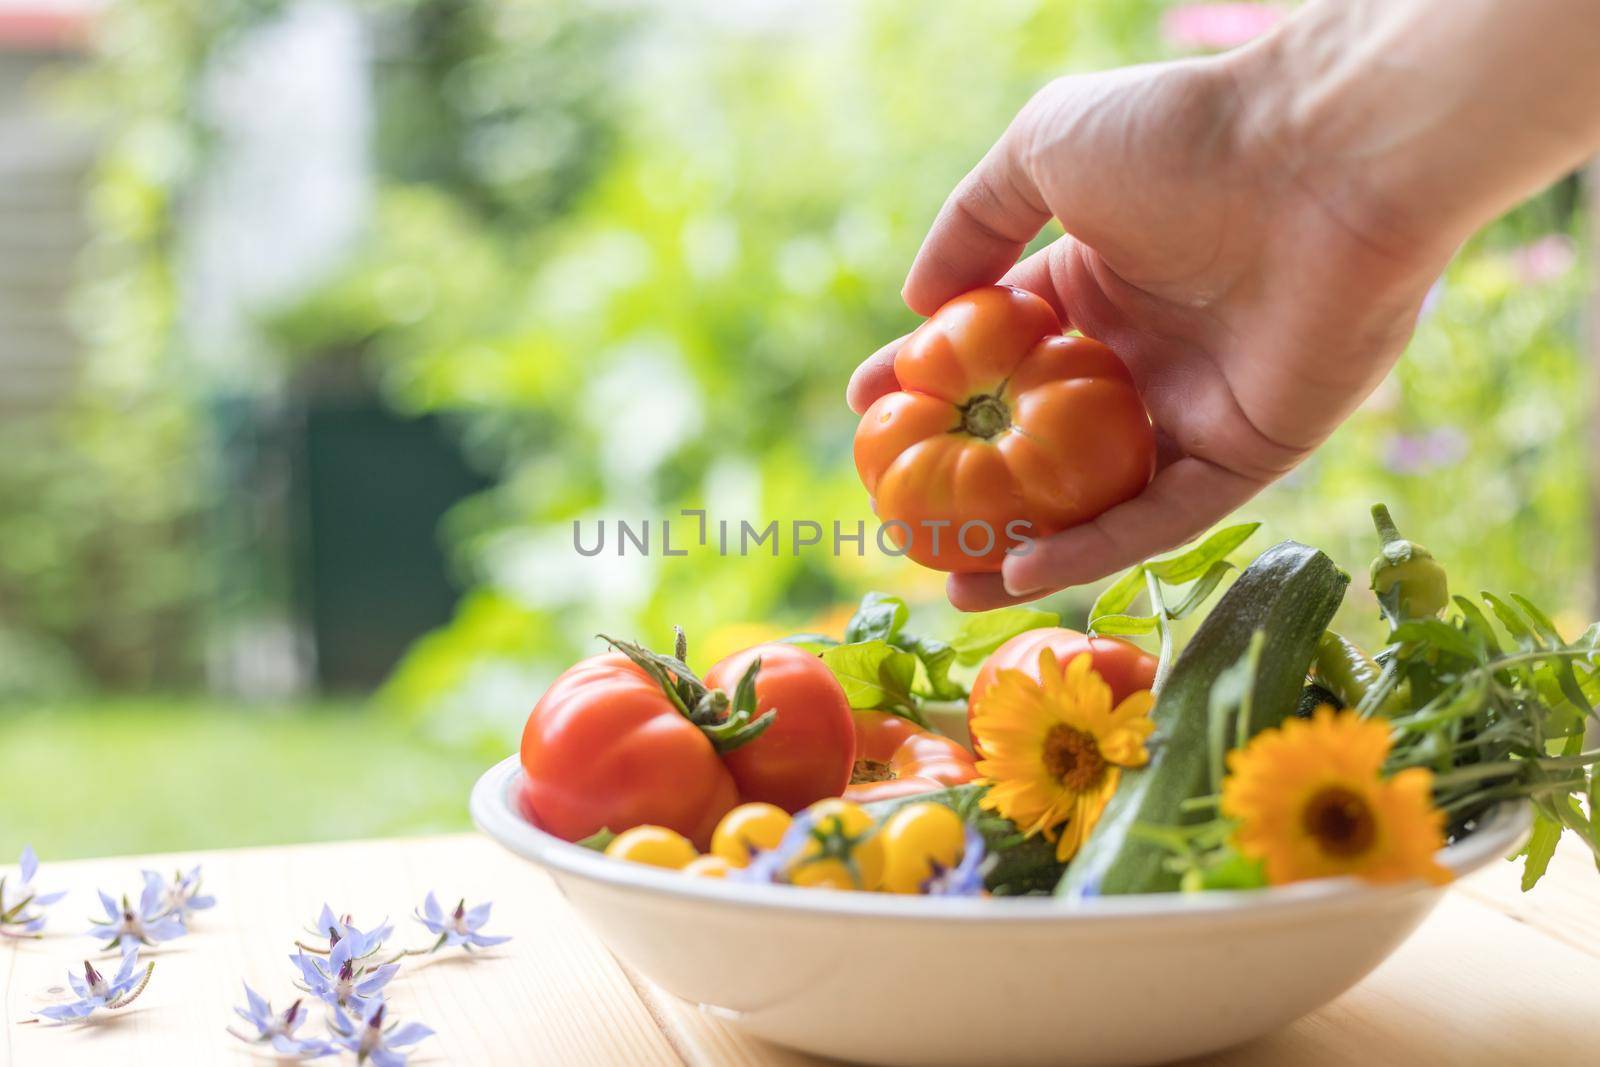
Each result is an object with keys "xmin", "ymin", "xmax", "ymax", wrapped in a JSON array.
[
  {"xmin": 1056, "ymin": 540, "xmax": 1349, "ymax": 897},
  {"xmin": 862, "ymin": 784, "xmax": 1066, "ymax": 895}
]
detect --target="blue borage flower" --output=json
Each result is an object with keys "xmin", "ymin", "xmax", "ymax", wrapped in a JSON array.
[
  {"xmin": 298, "ymin": 904, "xmax": 393, "ymax": 961},
  {"xmin": 329, "ymin": 1000, "xmax": 434, "ymax": 1067},
  {"xmin": 292, "ymin": 933, "xmax": 399, "ymax": 1014},
  {"xmin": 919, "ymin": 826, "xmax": 990, "ymax": 896},
  {"xmin": 410, "ymin": 892, "xmax": 512, "ymax": 953},
  {"xmin": 33, "ymin": 943, "xmax": 155, "ymax": 1022},
  {"xmin": 730, "ymin": 811, "xmax": 816, "ymax": 885},
  {"xmin": 2, "ymin": 845, "xmax": 67, "ymax": 937},
  {"xmin": 142, "ymin": 866, "xmax": 216, "ymax": 924},
  {"xmin": 88, "ymin": 881, "xmax": 187, "ymax": 950},
  {"xmin": 227, "ymin": 982, "xmax": 335, "ymax": 1058}
]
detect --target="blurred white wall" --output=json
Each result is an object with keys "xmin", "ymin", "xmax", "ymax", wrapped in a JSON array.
[{"xmin": 0, "ymin": 0, "xmax": 97, "ymax": 414}]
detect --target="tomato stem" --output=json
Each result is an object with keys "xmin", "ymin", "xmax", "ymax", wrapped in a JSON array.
[
  {"xmin": 598, "ymin": 633, "xmax": 777, "ymax": 753},
  {"xmin": 959, "ymin": 393, "xmax": 1011, "ymax": 439}
]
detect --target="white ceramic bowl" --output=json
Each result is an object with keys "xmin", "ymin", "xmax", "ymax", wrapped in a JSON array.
[{"xmin": 471, "ymin": 755, "xmax": 1528, "ymax": 1067}]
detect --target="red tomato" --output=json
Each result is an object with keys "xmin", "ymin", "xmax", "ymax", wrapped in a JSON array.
[
  {"xmin": 842, "ymin": 709, "xmax": 979, "ymax": 804},
  {"xmin": 968, "ymin": 628, "xmax": 1158, "ymax": 756},
  {"xmin": 704, "ymin": 643, "xmax": 856, "ymax": 813},
  {"xmin": 854, "ymin": 286, "xmax": 1155, "ymax": 572},
  {"xmin": 520, "ymin": 653, "xmax": 738, "ymax": 849}
]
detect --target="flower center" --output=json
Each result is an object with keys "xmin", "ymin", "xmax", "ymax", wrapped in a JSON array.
[
  {"xmin": 1041, "ymin": 726, "xmax": 1106, "ymax": 792},
  {"xmin": 1302, "ymin": 786, "xmax": 1378, "ymax": 858}
]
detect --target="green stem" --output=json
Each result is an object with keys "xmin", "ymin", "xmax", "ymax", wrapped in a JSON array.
[{"xmin": 1146, "ymin": 569, "xmax": 1174, "ymax": 695}]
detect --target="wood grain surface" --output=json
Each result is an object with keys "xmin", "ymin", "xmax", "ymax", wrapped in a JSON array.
[{"xmin": 4, "ymin": 833, "xmax": 1596, "ymax": 1066}]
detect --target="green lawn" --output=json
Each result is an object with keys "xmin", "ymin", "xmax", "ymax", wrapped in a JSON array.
[{"xmin": 0, "ymin": 699, "xmax": 494, "ymax": 861}]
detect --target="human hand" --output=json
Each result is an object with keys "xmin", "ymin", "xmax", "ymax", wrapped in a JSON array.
[{"xmin": 849, "ymin": 56, "xmax": 1443, "ymax": 610}]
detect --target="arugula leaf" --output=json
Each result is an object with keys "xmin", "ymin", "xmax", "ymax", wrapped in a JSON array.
[
  {"xmin": 1088, "ymin": 566, "xmax": 1147, "ymax": 625},
  {"xmin": 1166, "ymin": 560, "xmax": 1236, "ymax": 620},
  {"xmin": 948, "ymin": 606, "xmax": 1059, "ymax": 666},
  {"xmin": 820, "ymin": 639, "xmax": 928, "ymax": 728},
  {"xmin": 1389, "ymin": 618, "xmax": 1484, "ymax": 662},
  {"xmin": 1144, "ymin": 522, "xmax": 1261, "ymax": 584},
  {"xmin": 844, "ymin": 592, "xmax": 909, "ymax": 644},
  {"xmin": 1482, "ymin": 592, "xmax": 1539, "ymax": 651},
  {"xmin": 1510, "ymin": 593, "xmax": 1566, "ymax": 648},
  {"xmin": 1087, "ymin": 613, "xmax": 1159, "ymax": 637},
  {"xmin": 1516, "ymin": 806, "xmax": 1562, "ymax": 891},
  {"xmin": 1452, "ymin": 595, "xmax": 1504, "ymax": 657},
  {"xmin": 1088, "ymin": 523, "xmax": 1256, "ymax": 634}
]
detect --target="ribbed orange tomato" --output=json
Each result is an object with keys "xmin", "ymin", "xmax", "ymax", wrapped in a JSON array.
[
  {"xmin": 854, "ymin": 286, "xmax": 1155, "ymax": 572},
  {"xmin": 842, "ymin": 708, "xmax": 979, "ymax": 804}
]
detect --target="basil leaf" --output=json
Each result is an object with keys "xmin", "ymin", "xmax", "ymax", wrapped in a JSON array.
[
  {"xmin": 1088, "ymin": 565, "xmax": 1147, "ymax": 625},
  {"xmin": 1088, "ymin": 613, "xmax": 1159, "ymax": 637},
  {"xmin": 1144, "ymin": 522, "xmax": 1261, "ymax": 584},
  {"xmin": 898, "ymin": 633, "xmax": 964, "ymax": 701},
  {"xmin": 820, "ymin": 639, "xmax": 928, "ymax": 728},
  {"xmin": 844, "ymin": 592, "xmax": 909, "ymax": 644},
  {"xmin": 779, "ymin": 633, "xmax": 839, "ymax": 654},
  {"xmin": 948, "ymin": 606, "xmax": 1059, "ymax": 666}
]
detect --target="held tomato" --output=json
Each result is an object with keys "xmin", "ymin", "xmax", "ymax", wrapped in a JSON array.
[
  {"xmin": 704, "ymin": 643, "xmax": 856, "ymax": 813},
  {"xmin": 842, "ymin": 709, "xmax": 979, "ymax": 804},
  {"xmin": 967, "ymin": 627, "xmax": 1158, "ymax": 756},
  {"xmin": 519, "ymin": 653, "xmax": 739, "ymax": 849},
  {"xmin": 854, "ymin": 285, "xmax": 1155, "ymax": 572}
]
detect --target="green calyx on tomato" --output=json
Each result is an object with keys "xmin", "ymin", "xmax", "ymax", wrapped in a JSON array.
[
  {"xmin": 600, "ymin": 628, "xmax": 776, "ymax": 754},
  {"xmin": 959, "ymin": 392, "xmax": 1010, "ymax": 439}
]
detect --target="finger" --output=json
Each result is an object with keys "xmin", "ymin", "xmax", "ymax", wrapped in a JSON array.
[
  {"xmin": 846, "ymin": 334, "xmax": 908, "ymax": 415},
  {"xmin": 947, "ymin": 572, "xmax": 1039, "ymax": 612},
  {"xmin": 902, "ymin": 112, "xmax": 1052, "ymax": 317},
  {"xmin": 996, "ymin": 242, "xmax": 1068, "ymax": 321},
  {"xmin": 1000, "ymin": 457, "xmax": 1268, "ymax": 596}
]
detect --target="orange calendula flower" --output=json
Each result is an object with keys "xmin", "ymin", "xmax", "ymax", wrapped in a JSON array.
[
  {"xmin": 972, "ymin": 649, "xmax": 1156, "ymax": 862},
  {"xmin": 1222, "ymin": 706, "xmax": 1451, "ymax": 887}
]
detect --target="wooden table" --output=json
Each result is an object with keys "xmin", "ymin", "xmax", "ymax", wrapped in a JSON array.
[{"xmin": 5, "ymin": 832, "xmax": 1597, "ymax": 1066}]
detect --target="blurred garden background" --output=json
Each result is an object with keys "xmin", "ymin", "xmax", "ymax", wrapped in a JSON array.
[{"xmin": 0, "ymin": 0, "xmax": 1593, "ymax": 860}]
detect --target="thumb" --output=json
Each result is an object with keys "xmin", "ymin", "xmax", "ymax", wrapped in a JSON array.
[{"xmin": 901, "ymin": 98, "xmax": 1053, "ymax": 317}]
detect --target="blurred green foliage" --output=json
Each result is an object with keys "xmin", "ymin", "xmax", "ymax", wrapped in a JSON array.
[
  {"xmin": 0, "ymin": 699, "xmax": 483, "ymax": 859},
  {"xmin": 3, "ymin": 0, "xmax": 1591, "ymax": 761}
]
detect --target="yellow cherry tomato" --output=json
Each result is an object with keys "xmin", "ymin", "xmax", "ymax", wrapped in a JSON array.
[
  {"xmin": 787, "ymin": 858, "xmax": 861, "ymax": 890},
  {"xmin": 786, "ymin": 798, "xmax": 885, "ymax": 891},
  {"xmin": 878, "ymin": 802, "xmax": 967, "ymax": 894},
  {"xmin": 682, "ymin": 855, "xmax": 735, "ymax": 879},
  {"xmin": 710, "ymin": 802, "xmax": 793, "ymax": 868},
  {"xmin": 605, "ymin": 825, "xmax": 698, "ymax": 870}
]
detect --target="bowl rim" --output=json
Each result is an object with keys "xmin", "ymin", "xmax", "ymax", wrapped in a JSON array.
[{"xmin": 471, "ymin": 754, "xmax": 1530, "ymax": 924}]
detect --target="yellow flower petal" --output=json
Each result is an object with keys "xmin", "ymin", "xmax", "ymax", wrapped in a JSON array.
[
  {"xmin": 1222, "ymin": 707, "xmax": 1450, "ymax": 887},
  {"xmin": 969, "ymin": 646, "xmax": 1156, "ymax": 855}
]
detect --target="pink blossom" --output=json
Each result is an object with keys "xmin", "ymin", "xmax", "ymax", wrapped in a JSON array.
[{"xmin": 1162, "ymin": 4, "xmax": 1285, "ymax": 51}]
